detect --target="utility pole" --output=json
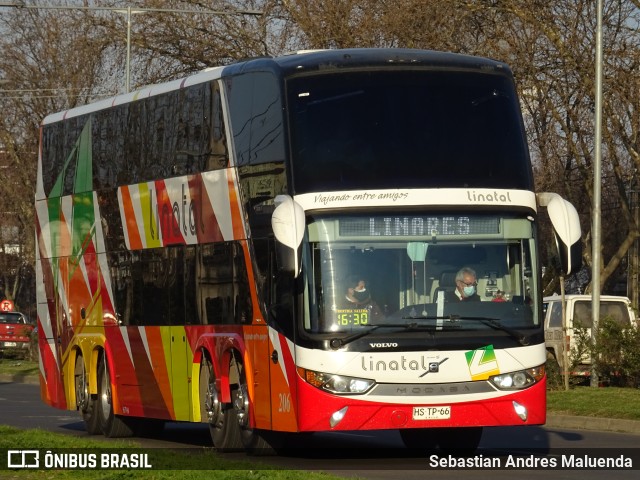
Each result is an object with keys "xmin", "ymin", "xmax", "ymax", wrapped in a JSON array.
[{"xmin": 591, "ymin": 0, "xmax": 603, "ymax": 388}]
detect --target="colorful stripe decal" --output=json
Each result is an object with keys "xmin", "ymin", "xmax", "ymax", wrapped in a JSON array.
[{"xmin": 117, "ymin": 170, "xmax": 244, "ymax": 250}]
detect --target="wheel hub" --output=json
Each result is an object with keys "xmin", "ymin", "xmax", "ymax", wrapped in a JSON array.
[
  {"xmin": 205, "ymin": 383, "xmax": 223, "ymax": 427},
  {"xmin": 75, "ymin": 373, "xmax": 88, "ymax": 410},
  {"xmin": 234, "ymin": 384, "xmax": 250, "ymax": 427}
]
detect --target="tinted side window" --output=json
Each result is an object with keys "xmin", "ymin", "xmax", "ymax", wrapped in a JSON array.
[
  {"xmin": 111, "ymin": 246, "xmax": 188, "ymax": 326},
  {"xmin": 226, "ymin": 71, "xmax": 286, "ymax": 167},
  {"xmin": 94, "ymin": 106, "xmax": 127, "ymax": 190},
  {"xmin": 227, "ymin": 71, "xmax": 287, "ymax": 238},
  {"xmin": 42, "ymin": 116, "xmax": 89, "ymax": 197},
  {"xmin": 196, "ymin": 242, "xmax": 253, "ymax": 325}
]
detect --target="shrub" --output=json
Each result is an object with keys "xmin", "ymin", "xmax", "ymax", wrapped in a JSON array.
[{"xmin": 592, "ymin": 317, "xmax": 640, "ymax": 387}]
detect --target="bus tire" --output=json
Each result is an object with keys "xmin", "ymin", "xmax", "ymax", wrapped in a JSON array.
[
  {"xmin": 232, "ymin": 355, "xmax": 279, "ymax": 455},
  {"xmin": 437, "ymin": 426, "xmax": 483, "ymax": 454},
  {"xmin": 399, "ymin": 428, "xmax": 438, "ymax": 450},
  {"xmin": 75, "ymin": 354, "xmax": 101, "ymax": 435},
  {"xmin": 128, "ymin": 418, "xmax": 165, "ymax": 437},
  {"xmin": 200, "ymin": 354, "xmax": 243, "ymax": 452},
  {"xmin": 97, "ymin": 353, "xmax": 134, "ymax": 438}
]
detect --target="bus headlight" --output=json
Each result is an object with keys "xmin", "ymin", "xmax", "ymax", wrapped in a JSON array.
[
  {"xmin": 489, "ymin": 365, "xmax": 545, "ymax": 390},
  {"xmin": 298, "ymin": 368, "xmax": 375, "ymax": 394}
]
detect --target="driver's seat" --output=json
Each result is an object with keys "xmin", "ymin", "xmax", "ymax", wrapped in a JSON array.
[{"xmin": 432, "ymin": 271, "xmax": 457, "ymax": 302}]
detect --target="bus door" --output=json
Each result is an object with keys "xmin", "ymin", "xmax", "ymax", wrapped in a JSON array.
[
  {"xmin": 168, "ymin": 246, "xmax": 192, "ymax": 421},
  {"xmin": 243, "ymin": 323, "xmax": 273, "ymax": 430},
  {"xmin": 267, "ymin": 274, "xmax": 298, "ymax": 432},
  {"xmin": 169, "ymin": 326, "xmax": 192, "ymax": 421}
]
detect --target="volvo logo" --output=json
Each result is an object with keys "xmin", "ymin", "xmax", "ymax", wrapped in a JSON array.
[{"xmin": 368, "ymin": 342, "xmax": 398, "ymax": 348}]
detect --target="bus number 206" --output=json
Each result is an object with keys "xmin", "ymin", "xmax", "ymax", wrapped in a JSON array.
[{"xmin": 278, "ymin": 393, "xmax": 292, "ymax": 413}]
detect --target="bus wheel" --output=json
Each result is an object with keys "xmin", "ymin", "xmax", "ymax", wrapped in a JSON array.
[
  {"xmin": 232, "ymin": 355, "xmax": 280, "ymax": 455},
  {"xmin": 200, "ymin": 354, "xmax": 242, "ymax": 452},
  {"xmin": 97, "ymin": 353, "xmax": 133, "ymax": 438},
  {"xmin": 75, "ymin": 354, "xmax": 100, "ymax": 434},
  {"xmin": 437, "ymin": 426, "xmax": 483, "ymax": 454},
  {"xmin": 399, "ymin": 428, "xmax": 438, "ymax": 451}
]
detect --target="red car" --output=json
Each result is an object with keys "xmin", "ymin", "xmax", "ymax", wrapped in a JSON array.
[{"xmin": 0, "ymin": 311, "xmax": 34, "ymax": 359}]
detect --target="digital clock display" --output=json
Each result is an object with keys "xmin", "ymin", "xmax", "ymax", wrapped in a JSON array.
[{"xmin": 335, "ymin": 308, "xmax": 370, "ymax": 327}]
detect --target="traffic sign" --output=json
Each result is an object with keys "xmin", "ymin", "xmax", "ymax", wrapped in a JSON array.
[{"xmin": 0, "ymin": 299, "xmax": 15, "ymax": 312}]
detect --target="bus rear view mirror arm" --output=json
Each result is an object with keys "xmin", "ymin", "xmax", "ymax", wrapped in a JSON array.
[{"xmin": 537, "ymin": 192, "xmax": 582, "ymax": 275}]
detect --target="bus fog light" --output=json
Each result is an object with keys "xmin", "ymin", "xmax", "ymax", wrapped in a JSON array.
[
  {"xmin": 513, "ymin": 401, "xmax": 528, "ymax": 421},
  {"xmin": 330, "ymin": 406, "xmax": 348, "ymax": 428}
]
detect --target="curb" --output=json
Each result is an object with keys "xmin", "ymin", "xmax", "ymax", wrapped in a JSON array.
[
  {"xmin": 546, "ymin": 414, "xmax": 640, "ymax": 435},
  {"xmin": 0, "ymin": 373, "xmax": 40, "ymax": 385},
  {"xmin": 2, "ymin": 375, "xmax": 639, "ymax": 435}
]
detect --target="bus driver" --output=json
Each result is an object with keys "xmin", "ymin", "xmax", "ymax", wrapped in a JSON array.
[{"xmin": 446, "ymin": 267, "xmax": 481, "ymax": 302}]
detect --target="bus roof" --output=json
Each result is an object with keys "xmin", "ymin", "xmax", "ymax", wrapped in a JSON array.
[{"xmin": 42, "ymin": 48, "xmax": 512, "ymax": 125}]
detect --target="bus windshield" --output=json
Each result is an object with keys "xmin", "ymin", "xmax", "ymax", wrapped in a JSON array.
[
  {"xmin": 302, "ymin": 213, "xmax": 538, "ymax": 336},
  {"xmin": 287, "ymin": 69, "xmax": 533, "ymax": 194}
]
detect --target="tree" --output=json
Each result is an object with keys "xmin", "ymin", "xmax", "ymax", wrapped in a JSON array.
[{"xmin": 0, "ymin": 2, "xmax": 113, "ymax": 312}]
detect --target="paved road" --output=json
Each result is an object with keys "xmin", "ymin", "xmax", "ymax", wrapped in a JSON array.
[{"xmin": 2, "ymin": 381, "xmax": 639, "ymax": 479}]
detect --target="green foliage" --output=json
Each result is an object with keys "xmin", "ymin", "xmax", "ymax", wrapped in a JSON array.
[
  {"xmin": 553, "ymin": 317, "xmax": 640, "ymax": 388},
  {"xmin": 0, "ymin": 358, "xmax": 39, "ymax": 377},
  {"xmin": 569, "ymin": 321, "xmax": 593, "ymax": 377},
  {"xmin": 591, "ymin": 317, "xmax": 640, "ymax": 387},
  {"xmin": 545, "ymin": 353, "xmax": 564, "ymax": 391},
  {"xmin": 547, "ymin": 387, "xmax": 640, "ymax": 420}
]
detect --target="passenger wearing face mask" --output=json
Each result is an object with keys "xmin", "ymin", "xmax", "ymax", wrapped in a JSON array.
[
  {"xmin": 445, "ymin": 267, "xmax": 481, "ymax": 302},
  {"xmin": 343, "ymin": 276, "xmax": 384, "ymax": 319},
  {"xmin": 346, "ymin": 278, "xmax": 371, "ymax": 305}
]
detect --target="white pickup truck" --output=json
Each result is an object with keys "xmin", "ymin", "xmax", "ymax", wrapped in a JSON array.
[{"xmin": 543, "ymin": 294, "xmax": 636, "ymax": 376}]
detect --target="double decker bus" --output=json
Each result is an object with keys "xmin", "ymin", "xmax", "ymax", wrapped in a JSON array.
[{"xmin": 35, "ymin": 49, "xmax": 581, "ymax": 453}]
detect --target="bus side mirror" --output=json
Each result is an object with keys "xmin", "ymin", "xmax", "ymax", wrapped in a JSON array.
[
  {"xmin": 271, "ymin": 195, "xmax": 305, "ymax": 277},
  {"xmin": 537, "ymin": 192, "xmax": 582, "ymax": 275}
]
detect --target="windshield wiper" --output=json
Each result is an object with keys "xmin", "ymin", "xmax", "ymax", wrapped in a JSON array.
[
  {"xmin": 329, "ymin": 325, "xmax": 381, "ymax": 349},
  {"xmin": 454, "ymin": 316, "xmax": 531, "ymax": 346},
  {"xmin": 402, "ymin": 314, "xmax": 458, "ymax": 321}
]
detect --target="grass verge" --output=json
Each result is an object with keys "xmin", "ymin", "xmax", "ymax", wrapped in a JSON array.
[
  {"xmin": 0, "ymin": 358, "xmax": 39, "ymax": 377},
  {"xmin": 547, "ymin": 386, "xmax": 640, "ymax": 421}
]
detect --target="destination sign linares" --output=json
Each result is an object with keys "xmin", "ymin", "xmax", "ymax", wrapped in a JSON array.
[{"xmin": 339, "ymin": 216, "xmax": 499, "ymax": 237}]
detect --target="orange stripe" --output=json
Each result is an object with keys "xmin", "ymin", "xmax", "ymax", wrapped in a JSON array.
[
  {"xmin": 240, "ymin": 240, "xmax": 262, "ymax": 323},
  {"xmin": 144, "ymin": 327, "xmax": 175, "ymax": 419},
  {"xmin": 120, "ymin": 186, "xmax": 143, "ymax": 250},
  {"xmin": 227, "ymin": 172, "xmax": 245, "ymax": 239}
]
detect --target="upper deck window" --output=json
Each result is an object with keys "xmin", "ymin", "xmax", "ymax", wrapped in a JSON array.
[{"xmin": 287, "ymin": 70, "xmax": 532, "ymax": 193}]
